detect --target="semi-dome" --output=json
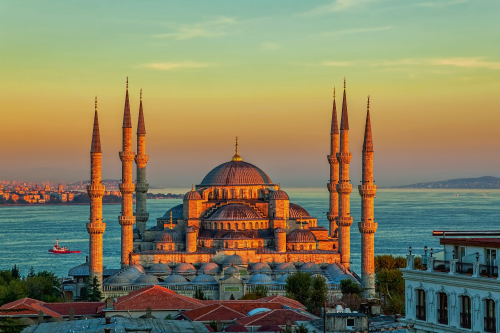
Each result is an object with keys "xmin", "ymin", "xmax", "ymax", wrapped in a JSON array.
[
  {"xmin": 250, "ymin": 262, "xmax": 272, "ymax": 274},
  {"xmin": 289, "ymin": 203, "xmax": 312, "ymax": 218},
  {"xmin": 199, "ymin": 161, "xmax": 273, "ymax": 186},
  {"xmin": 222, "ymin": 230, "xmax": 253, "ymax": 239},
  {"xmin": 106, "ymin": 274, "xmax": 131, "ymax": 285},
  {"xmin": 274, "ymin": 262, "xmax": 297, "ymax": 273},
  {"xmin": 270, "ymin": 190, "xmax": 289, "ymax": 200},
  {"xmin": 208, "ymin": 204, "xmax": 262, "ymax": 221},
  {"xmin": 225, "ymin": 265, "xmax": 240, "ymax": 276},
  {"xmin": 200, "ymin": 262, "xmax": 220, "ymax": 275},
  {"xmin": 248, "ymin": 273, "xmax": 273, "ymax": 285},
  {"xmin": 184, "ymin": 189, "xmax": 202, "ymax": 200},
  {"xmin": 277, "ymin": 274, "xmax": 290, "ymax": 284},
  {"xmin": 134, "ymin": 274, "xmax": 159, "ymax": 285},
  {"xmin": 159, "ymin": 204, "xmax": 183, "ymax": 220},
  {"xmin": 192, "ymin": 274, "xmax": 218, "ymax": 285},
  {"xmin": 223, "ymin": 253, "xmax": 247, "ymax": 267},
  {"xmin": 164, "ymin": 274, "xmax": 188, "ymax": 284},
  {"xmin": 174, "ymin": 263, "xmax": 196, "ymax": 274},
  {"xmin": 155, "ymin": 229, "xmax": 183, "ymax": 243},
  {"xmin": 301, "ymin": 262, "xmax": 320, "ymax": 273},
  {"xmin": 149, "ymin": 262, "xmax": 171, "ymax": 274},
  {"xmin": 286, "ymin": 229, "xmax": 316, "ymax": 243}
]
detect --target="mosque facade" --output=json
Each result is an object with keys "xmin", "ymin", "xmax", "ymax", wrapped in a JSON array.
[{"xmin": 66, "ymin": 79, "xmax": 376, "ymax": 301}]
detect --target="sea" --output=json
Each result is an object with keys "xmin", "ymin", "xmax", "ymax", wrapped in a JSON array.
[{"xmin": 0, "ymin": 188, "xmax": 498, "ymax": 278}]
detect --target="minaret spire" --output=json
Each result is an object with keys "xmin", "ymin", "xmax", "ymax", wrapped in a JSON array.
[
  {"xmin": 135, "ymin": 88, "xmax": 149, "ymax": 235},
  {"xmin": 336, "ymin": 78, "xmax": 353, "ymax": 269},
  {"xmin": 327, "ymin": 87, "xmax": 340, "ymax": 238},
  {"xmin": 87, "ymin": 96, "xmax": 106, "ymax": 288},
  {"xmin": 119, "ymin": 77, "xmax": 136, "ymax": 267},
  {"xmin": 358, "ymin": 95, "xmax": 377, "ymax": 298}
]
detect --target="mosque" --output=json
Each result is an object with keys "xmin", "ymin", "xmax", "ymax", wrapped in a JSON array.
[{"xmin": 66, "ymin": 79, "xmax": 377, "ymax": 301}]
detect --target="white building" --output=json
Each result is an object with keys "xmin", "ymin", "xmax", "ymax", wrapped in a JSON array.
[{"xmin": 400, "ymin": 231, "xmax": 500, "ymax": 333}]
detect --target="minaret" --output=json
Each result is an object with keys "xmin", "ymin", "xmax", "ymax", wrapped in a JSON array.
[
  {"xmin": 118, "ymin": 78, "xmax": 136, "ymax": 267},
  {"xmin": 327, "ymin": 88, "xmax": 339, "ymax": 238},
  {"xmin": 87, "ymin": 97, "xmax": 106, "ymax": 287},
  {"xmin": 358, "ymin": 96, "xmax": 377, "ymax": 298},
  {"xmin": 336, "ymin": 79, "xmax": 353, "ymax": 270},
  {"xmin": 134, "ymin": 89, "xmax": 149, "ymax": 235}
]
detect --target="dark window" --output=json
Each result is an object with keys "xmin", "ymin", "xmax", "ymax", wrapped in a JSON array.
[
  {"xmin": 485, "ymin": 299, "xmax": 496, "ymax": 332},
  {"xmin": 460, "ymin": 296, "xmax": 471, "ymax": 329},
  {"xmin": 438, "ymin": 293, "xmax": 448, "ymax": 325},
  {"xmin": 416, "ymin": 289, "xmax": 426, "ymax": 320},
  {"xmin": 346, "ymin": 318, "xmax": 355, "ymax": 327}
]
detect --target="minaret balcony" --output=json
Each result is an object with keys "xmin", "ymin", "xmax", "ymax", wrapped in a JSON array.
[
  {"xmin": 326, "ymin": 211, "xmax": 338, "ymax": 221},
  {"xmin": 86, "ymin": 222, "xmax": 106, "ymax": 234},
  {"xmin": 135, "ymin": 182, "xmax": 149, "ymax": 193},
  {"xmin": 327, "ymin": 155, "xmax": 338, "ymax": 164},
  {"xmin": 134, "ymin": 212, "xmax": 149, "ymax": 222},
  {"xmin": 119, "ymin": 183, "xmax": 136, "ymax": 194},
  {"xmin": 336, "ymin": 152, "xmax": 352, "ymax": 164},
  {"xmin": 327, "ymin": 183, "xmax": 336, "ymax": 192},
  {"xmin": 135, "ymin": 154, "xmax": 149, "ymax": 167},
  {"xmin": 118, "ymin": 216, "xmax": 136, "ymax": 226},
  {"xmin": 358, "ymin": 221, "xmax": 378, "ymax": 234},
  {"xmin": 358, "ymin": 184, "xmax": 377, "ymax": 196},
  {"xmin": 119, "ymin": 151, "xmax": 136, "ymax": 162},
  {"xmin": 336, "ymin": 216, "xmax": 353, "ymax": 227},
  {"xmin": 336, "ymin": 183, "xmax": 352, "ymax": 194},
  {"xmin": 87, "ymin": 185, "xmax": 105, "ymax": 197}
]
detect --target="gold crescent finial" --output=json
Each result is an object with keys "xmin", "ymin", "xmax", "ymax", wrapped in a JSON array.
[
  {"xmin": 170, "ymin": 211, "xmax": 173, "ymax": 229},
  {"xmin": 278, "ymin": 183, "xmax": 281, "ymax": 190},
  {"xmin": 333, "ymin": 87, "xmax": 335, "ymax": 99},
  {"xmin": 126, "ymin": 77, "xmax": 129, "ymax": 89},
  {"xmin": 232, "ymin": 136, "xmax": 242, "ymax": 161},
  {"xmin": 95, "ymin": 96, "xmax": 97, "ymax": 111},
  {"xmin": 140, "ymin": 88, "xmax": 142, "ymax": 101},
  {"xmin": 191, "ymin": 184, "xmax": 194, "ymax": 191},
  {"xmin": 344, "ymin": 78, "xmax": 346, "ymax": 89},
  {"xmin": 367, "ymin": 95, "xmax": 370, "ymax": 111}
]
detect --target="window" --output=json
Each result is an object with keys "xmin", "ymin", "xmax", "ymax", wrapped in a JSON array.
[
  {"xmin": 202, "ymin": 241, "xmax": 205, "ymax": 247},
  {"xmin": 438, "ymin": 293, "xmax": 448, "ymax": 325},
  {"xmin": 249, "ymin": 222, "xmax": 253, "ymax": 229},
  {"xmin": 460, "ymin": 296, "xmax": 471, "ymax": 329},
  {"xmin": 234, "ymin": 242, "xmax": 238, "ymax": 249},
  {"xmin": 486, "ymin": 248, "xmax": 497, "ymax": 266},
  {"xmin": 225, "ymin": 242, "xmax": 228, "ymax": 248},
  {"xmin": 258, "ymin": 241, "xmax": 262, "ymax": 248},
  {"xmin": 242, "ymin": 223, "xmax": 246, "ymax": 230},
  {"xmin": 260, "ymin": 222, "xmax": 264, "ymax": 228},
  {"xmin": 236, "ymin": 223, "xmax": 239, "ymax": 230},
  {"xmin": 346, "ymin": 318, "xmax": 355, "ymax": 328},
  {"xmin": 485, "ymin": 299, "xmax": 496, "ymax": 333},
  {"xmin": 416, "ymin": 290, "xmax": 426, "ymax": 320},
  {"xmin": 300, "ymin": 245, "xmax": 304, "ymax": 250},
  {"xmin": 309, "ymin": 244, "xmax": 313, "ymax": 250}
]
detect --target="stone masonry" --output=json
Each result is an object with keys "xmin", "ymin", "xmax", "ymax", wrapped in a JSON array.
[
  {"xmin": 327, "ymin": 88, "xmax": 339, "ymax": 238},
  {"xmin": 135, "ymin": 89, "xmax": 149, "ymax": 235}
]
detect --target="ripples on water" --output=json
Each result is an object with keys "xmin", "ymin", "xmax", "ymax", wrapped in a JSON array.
[{"xmin": 0, "ymin": 189, "xmax": 498, "ymax": 277}]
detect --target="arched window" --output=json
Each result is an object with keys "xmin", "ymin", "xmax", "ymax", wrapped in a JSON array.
[
  {"xmin": 292, "ymin": 245, "xmax": 295, "ymax": 250},
  {"xmin": 242, "ymin": 223, "xmax": 246, "ymax": 230},
  {"xmin": 245, "ymin": 242, "xmax": 248, "ymax": 248},
  {"xmin": 234, "ymin": 242, "xmax": 238, "ymax": 249},
  {"xmin": 460, "ymin": 296, "xmax": 471, "ymax": 329},
  {"xmin": 225, "ymin": 242, "xmax": 229, "ymax": 248},
  {"xmin": 416, "ymin": 289, "xmax": 426, "ymax": 320},
  {"xmin": 169, "ymin": 245, "xmax": 172, "ymax": 250},
  {"xmin": 249, "ymin": 222, "xmax": 253, "ymax": 229},
  {"xmin": 300, "ymin": 245, "xmax": 304, "ymax": 250},
  {"xmin": 437, "ymin": 293, "xmax": 448, "ymax": 325},
  {"xmin": 485, "ymin": 299, "xmax": 496, "ymax": 332},
  {"xmin": 236, "ymin": 223, "xmax": 239, "ymax": 230},
  {"xmin": 260, "ymin": 222, "xmax": 264, "ymax": 228},
  {"xmin": 202, "ymin": 241, "xmax": 205, "ymax": 247},
  {"xmin": 309, "ymin": 244, "xmax": 313, "ymax": 250},
  {"xmin": 258, "ymin": 241, "xmax": 262, "ymax": 248},
  {"xmin": 160, "ymin": 245, "xmax": 163, "ymax": 250}
]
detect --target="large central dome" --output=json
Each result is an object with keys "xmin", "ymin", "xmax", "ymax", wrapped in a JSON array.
[{"xmin": 199, "ymin": 161, "xmax": 273, "ymax": 186}]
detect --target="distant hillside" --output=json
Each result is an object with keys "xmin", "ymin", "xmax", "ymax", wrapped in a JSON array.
[{"xmin": 395, "ymin": 176, "xmax": 500, "ymax": 189}]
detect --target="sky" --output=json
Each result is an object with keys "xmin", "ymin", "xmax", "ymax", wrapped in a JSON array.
[{"xmin": 0, "ymin": 0, "xmax": 499, "ymax": 188}]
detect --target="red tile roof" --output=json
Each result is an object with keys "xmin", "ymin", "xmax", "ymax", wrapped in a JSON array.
[
  {"xmin": 106, "ymin": 285, "xmax": 204, "ymax": 311},
  {"xmin": 42, "ymin": 302, "xmax": 104, "ymax": 316},
  {"xmin": 200, "ymin": 301, "xmax": 283, "ymax": 315},
  {"xmin": 225, "ymin": 324, "xmax": 249, "ymax": 332},
  {"xmin": 0, "ymin": 298, "xmax": 61, "ymax": 317},
  {"xmin": 258, "ymin": 296, "xmax": 305, "ymax": 309},
  {"xmin": 182, "ymin": 304, "xmax": 245, "ymax": 321},
  {"xmin": 236, "ymin": 309, "xmax": 315, "ymax": 327}
]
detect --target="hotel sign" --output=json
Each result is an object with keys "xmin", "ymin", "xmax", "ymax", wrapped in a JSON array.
[{"xmin": 224, "ymin": 286, "xmax": 240, "ymax": 292}]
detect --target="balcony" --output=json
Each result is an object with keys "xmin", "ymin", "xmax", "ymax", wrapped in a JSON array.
[
  {"xmin": 480, "ymin": 264, "xmax": 499, "ymax": 278},
  {"xmin": 484, "ymin": 317, "xmax": 496, "ymax": 333},
  {"xmin": 433, "ymin": 260, "xmax": 450, "ymax": 273},
  {"xmin": 437, "ymin": 309, "xmax": 448, "ymax": 325},
  {"xmin": 460, "ymin": 312, "xmax": 471, "ymax": 329},
  {"xmin": 416, "ymin": 305, "xmax": 426, "ymax": 321}
]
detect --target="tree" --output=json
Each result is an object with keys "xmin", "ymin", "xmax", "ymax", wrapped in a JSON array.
[
  {"xmin": 78, "ymin": 277, "xmax": 102, "ymax": 302},
  {"xmin": 0, "ymin": 309, "xmax": 30, "ymax": 333},
  {"xmin": 376, "ymin": 268, "xmax": 405, "ymax": 315},
  {"xmin": 340, "ymin": 279, "xmax": 362, "ymax": 296},
  {"xmin": 254, "ymin": 285, "xmax": 268, "ymax": 298},
  {"xmin": 26, "ymin": 271, "xmax": 62, "ymax": 302},
  {"xmin": 10, "ymin": 266, "xmax": 19, "ymax": 280},
  {"xmin": 285, "ymin": 272, "xmax": 313, "ymax": 306},
  {"xmin": 308, "ymin": 275, "xmax": 328, "ymax": 316},
  {"xmin": 27, "ymin": 267, "xmax": 35, "ymax": 278},
  {"xmin": 194, "ymin": 287, "xmax": 209, "ymax": 300}
]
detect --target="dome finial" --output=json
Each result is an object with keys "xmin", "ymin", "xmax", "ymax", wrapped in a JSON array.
[
  {"xmin": 169, "ymin": 211, "xmax": 173, "ymax": 229},
  {"xmin": 278, "ymin": 183, "xmax": 281, "ymax": 190},
  {"xmin": 232, "ymin": 136, "xmax": 242, "ymax": 161},
  {"xmin": 298, "ymin": 211, "xmax": 304, "ymax": 229},
  {"xmin": 191, "ymin": 184, "xmax": 194, "ymax": 191}
]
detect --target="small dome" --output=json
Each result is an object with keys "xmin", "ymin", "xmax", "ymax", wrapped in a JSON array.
[
  {"xmin": 129, "ymin": 264, "xmax": 145, "ymax": 274},
  {"xmin": 289, "ymin": 203, "xmax": 312, "ymax": 218},
  {"xmin": 106, "ymin": 273, "xmax": 131, "ymax": 285},
  {"xmin": 248, "ymin": 273, "xmax": 273, "ymax": 285},
  {"xmin": 155, "ymin": 229, "xmax": 183, "ymax": 243},
  {"xmin": 301, "ymin": 262, "xmax": 320, "ymax": 273},
  {"xmin": 286, "ymin": 229, "xmax": 316, "ymax": 243},
  {"xmin": 223, "ymin": 253, "xmax": 247, "ymax": 267},
  {"xmin": 270, "ymin": 190, "xmax": 289, "ymax": 200},
  {"xmin": 224, "ymin": 324, "xmax": 249, "ymax": 332},
  {"xmin": 200, "ymin": 262, "xmax": 220, "ymax": 275},
  {"xmin": 274, "ymin": 262, "xmax": 297, "ymax": 273},
  {"xmin": 250, "ymin": 262, "xmax": 272, "ymax": 274},
  {"xmin": 149, "ymin": 262, "xmax": 171, "ymax": 274},
  {"xmin": 184, "ymin": 190, "xmax": 202, "ymax": 200},
  {"xmin": 160, "ymin": 204, "xmax": 183, "ymax": 220},
  {"xmin": 225, "ymin": 265, "xmax": 240, "ymax": 276},
  {"xmin": 174, "ymin": 263, "xmax": 196, "ymax": 274},
  {"xmin": 277, "ymin": 274, "xmax": 290, "ymax": 284},
  {"xmin": 164, "ymin": 274, "xmax": 188, "ymax": 284},
  {"xmin": 247, "ymin": 308, "xmax": 272, "ymax": 316},
  {"xmin": 222, "ymin": 231, "xmax": 252, "ymax": 240},
  {"xmin": 208, "ymin": 204, "xmax": 261, "ymax": 221},
  {"xmin": 134, "ymin": 274, "xmax": 159, "ymax": 285},
  {"xmin": 274, "ymin": 228, "xmax": 286, "ymax": 233},
  {"xmin": 192, "ymin": 274, "xmax": 218, "ymax": 285}
]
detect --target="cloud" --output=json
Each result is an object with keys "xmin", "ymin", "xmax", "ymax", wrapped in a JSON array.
[
  {"xmin": 416, "ymin": 0, "xmax": 469, "ymax": 7},
  {"xmin": 155, "ymin": 17, "xmax": 238, "ymax": 40},
  {"xmin": 261, "ymin": 42, "xmax": 281, "ymax": 50},
  {"xmin": 323, "ymin": 26, "xmax": 392, "ymax": 36},
  {"xmin": 140, "ymin": 61, "xmax": 216, "ymax": 71},
  {"xmin": 301, "ymin": 0, "xmax": 380, "ymax": 16},
  {"xmin": 430, "ymin": 57, "xmax": 500, "ymax": 70},
  {"xmin": 320, "ymin": 61, "xmax": 356, "ymax": 67}
]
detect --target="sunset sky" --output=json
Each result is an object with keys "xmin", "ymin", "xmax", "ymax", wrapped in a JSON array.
[{"xmin": 1, "ymin": 0, "xmax": 499, "ymax": 187}]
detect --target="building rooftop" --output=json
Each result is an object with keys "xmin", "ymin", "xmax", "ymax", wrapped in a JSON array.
[{"xmin": 440, "ymin": 237, "xmax": 500, "ymax": 248}]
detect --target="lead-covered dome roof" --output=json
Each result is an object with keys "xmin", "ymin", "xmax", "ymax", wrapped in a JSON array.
[
  {"xmin": 160, "ymin": 204, "xmax": 183, "ymax": 220},
  {"xmin": 208, "ymin": 204, "xmax": 262, "ymax": 221},
  {"xmin": 174, "ymin": 263, "xmax": 196, "ymax": 274},
  {"xmin": 149, "ymin": 262, "xmax": 171, "ymax": 274},
  {"xmin": 184, "ymin": 190, "xmax": 202, "ymax": 200},
  {"xmin": 223, "ymin": 253, "xmax": 247, "ymax": 267},
  {"xmin": 164, "ymin": 274, "xmax": 188, "ymax": 284},
  {"xmin": 134, "ymin": 274, "xmax": 159, "ymax": 285},
  {"xmin": 199, "ymin": 161, "xmax": 273, "ymax": 186},
  {"xmin": 248, "ymin": 273, "xmax": 273, "ymax": 285},
  {"xmin": 289, "ymin": 203, "xmax": 312, "ymax": 218},
  {"xmin": 192, "ymin": 274, "xmax": 218, "ymax": 285},
  {"xmin": 274, "ymin": 262, "xmax": 297, "ymax": 273},
  {"xmin": 222, "ymin": 230, "xmax": 253, "ymax": 239},
  {"xmin": 155, "ymin": 229, "xmax": 183, "ymax": 243},
  {"xmin": 270, "ymin": 190, "xmax": 289, "ymax": 200},
  {"xmin": 286, "ymin": 229, "xmax": 316, "ymax": 243},
  {"xmin": 200, "ymin": 262, "xmax": 220, "ymax": 275},
  {"xmin": 250, "ymin": 262, "xmax": 272, "ymax": 274}
]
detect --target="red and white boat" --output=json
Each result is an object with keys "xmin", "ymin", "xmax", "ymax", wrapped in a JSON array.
[{"xmin": 48, "ymin": 239, "xmax": 81, "ymax": 254}]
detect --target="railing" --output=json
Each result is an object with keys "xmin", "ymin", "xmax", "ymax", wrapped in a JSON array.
[
  {"xmin": 433, "ymin": 260, "xmax": 450, "ymax": 273},
  {"xmin": 437, "ymin": 309, "xmax": 448, "ymax": 325},
  {"xmin": 480, "ymin": 264, "xmax": 499, "ymax": 278},
  {"xmin": 457, "ymin": 262, "xmax": 474, "ymax": 275},
  {"xmin": 460, "ymin": 312, "xmax": 471, "ymax": 329},
  {"xmin": 484, "ymin": 317, "xmax": 496, "ymax": 332},
  {"xmin": 416, "ymin": 305, "xmax": 426, "ymax": 321}
]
